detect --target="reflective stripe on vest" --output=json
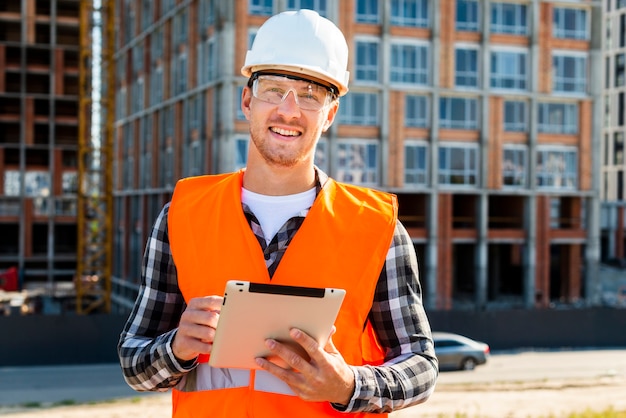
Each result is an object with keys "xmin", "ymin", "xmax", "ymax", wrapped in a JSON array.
[
  {"xmin": 176, "ymin": 363, "xmax": 294, "ymax": 396},
  {"xmin": 168, "ymin": 170, "xmax": 397, "ymax": 417}
]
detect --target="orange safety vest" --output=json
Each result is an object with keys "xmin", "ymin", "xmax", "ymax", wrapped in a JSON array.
[{"xmin": 168, "ymin": 170, "xmax": 397, "ymax": 418}]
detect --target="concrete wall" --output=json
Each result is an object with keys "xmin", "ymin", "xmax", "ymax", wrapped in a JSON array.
[
  {"xmin": 1, "ymin": 309, "xmax": 625, "ymax": 367},
  {"xmin": 0, "ymin": 314, "xmax": 127, "ymax": 367},
  {"xmin": 428, "ymin": 307, "xmax": 626, "ymax": 350}
]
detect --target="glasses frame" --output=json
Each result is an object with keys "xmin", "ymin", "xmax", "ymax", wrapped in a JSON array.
[{"xmin": 249, "ymin": 72, "xmax": 337, "ymax": 111}]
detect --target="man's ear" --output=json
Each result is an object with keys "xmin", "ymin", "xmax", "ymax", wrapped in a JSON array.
[
  {"xmin": 323, "ymin": 101, "xmax": 339, "ymax": 132},
  {"xmin": 241, "ymin": 87, "xmax": 252, "ymax": 120}
]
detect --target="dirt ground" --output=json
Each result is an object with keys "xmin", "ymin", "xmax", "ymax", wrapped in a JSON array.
[
  {"xmin": 1, "ymin": 376, "xmax": 624, "ymax": 418},
  {"xmin": 2, "ymin": 349, "xmax": 625, "ymax": 418}
]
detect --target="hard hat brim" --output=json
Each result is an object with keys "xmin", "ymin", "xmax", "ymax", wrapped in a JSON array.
[{"xmin": 241, "ymin": 64, "xmax": 349, "ymax": 96}]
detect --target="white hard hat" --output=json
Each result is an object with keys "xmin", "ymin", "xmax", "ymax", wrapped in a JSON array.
[{"xmin": 241, "ymin": 9, "xmax": 350, "ymax": 96}]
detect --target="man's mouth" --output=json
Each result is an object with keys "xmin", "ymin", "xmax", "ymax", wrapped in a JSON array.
[{"xmin": 270, "ymin": 127, "xmax": 301, "ymax": 137}]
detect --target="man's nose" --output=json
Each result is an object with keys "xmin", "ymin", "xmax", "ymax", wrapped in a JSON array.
[{"xmin": 277, "ymin": 89, "xmax": 301, "ymax": 114}]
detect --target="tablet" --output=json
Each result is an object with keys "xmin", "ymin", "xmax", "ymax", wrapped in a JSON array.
[{"xmin": 208, "ymin": 280, "xmax": 346, "ymax": 369}]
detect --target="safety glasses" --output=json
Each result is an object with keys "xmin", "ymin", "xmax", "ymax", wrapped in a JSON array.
[{"xmin": 251, "ymin": 74, "xmax": 335, "ymax": 111}]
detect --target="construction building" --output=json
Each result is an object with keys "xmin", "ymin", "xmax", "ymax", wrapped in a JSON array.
[
  {"xmin": 0, "ymin": 0, "xmax": 81, "ymax": 308},
  {"xmin": 601, "ymin": 0, "xmax": 626, "ymax": 264},
  {"xmin": 108, "ymin": 0, "xmax": 608, "ymax": 313},
  {"xmin": 3, "ymin": 0, "xmax": 620, "ymax": 314}
]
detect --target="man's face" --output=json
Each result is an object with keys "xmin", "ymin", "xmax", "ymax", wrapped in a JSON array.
[{"xmin": 241, "ymin": 73, "xmax": 338, "ymax": 169}]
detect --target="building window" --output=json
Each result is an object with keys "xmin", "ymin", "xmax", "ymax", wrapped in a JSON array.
[
  {"xmin": 338, "ymin": 92, "xmax": 378, "ymax": 125},
  {"xmin": 390, "ymin": 42, "xmax": 429, "ymax": 85},
  {"xmin": 439, "ymin": 97, "xmax": 479, "ymax": 130},
  {"xmin": 249, "ymin": 0, "xmax": 273, "ymax": 15},
  {"xmin": 621, "ymin": 14, "xmax": 626, "ymax": 47},
  {"xmin": 314, "ymin": 138, "xmax": 329, "ymax": 172},
  {"xmin": 391, "ymin": 0, "xmax": 429, "ymax": 28},
  {"xmin": 184, "ymin": 96, "xmax": 203, "ymax": 177},
  {"xmin": 62, "ymin": 172, "xmax": 78, "ymax": 194},
  {"xmin": 3, "ymin": 171, "xmax": 20, "ymax": 196},
  {"xmin": 199, "ymin": 0, "xmax": 215, "ymax": 29},
  {"xmin": 161, "ymin": 0, "xmax": 175, "ymax": 16},
  {"xmin": 141, "ymin": 0, "xmax": 152, "ymax": 31},
  {"xmin": 405, "ymin": 95, "xmax": 429, "ymax": 128},
  {"xmin": 151, "ymin": 28, "xmax": 163, "ymax": 61},
  {"xmin": 456, "ymin": 0, "xmax": 480, "ymax": 31},
  {"xmin": 186, "ymin": 140, "xmax": 202, "ymax": 177},
  {"xmin": 538, "ymin": 102, "xmax": 578, "ymax": 134},
  {"xmin": 161, "ymin": 106, "xmax": 175, "ymax": 188},
  {"xmin": 4, "ymin": 171, "xmax": 51, "ymax": 196},
  {"xmin": 116, "ymin": 87, "xmax": 126, "ymax": 120},
  {"xmin": 619, "ymin": 92, "xmax": 625, "ymax": 126},
  {"xmin": 286, "ymin": 0, "xmax": 327, "ymax": 16},
  {"xmin": 336, "ymin": 140, "xmax": 379, "ymax": 185},
  {"xmin": 503, "ymin": 145, "xmax": 527, "ymax": 188},
  {"xmin": 174, "ymin": 10, "xmax": 188, "ymax": 44},
  {"xmin": 490, "ymin": 49, "xmax": 528, "ymax": 91},
  {"xmin": 201, "ymin": 36, "xmax": 218, "ymax": 84},
  {"xmin": 132, "ymin": 76, "xmax": 144, "ymax": 114},
  {"xmin": 173, "ymin": 52, "xmax": 188, "ymax": 95},
  {"xmin": 553, "ymin": 53, "xmax": 588, "ymax": 94},
  {"xmin": 455, "ymin": 47, "xmax": 479, "ymax": 88},
  {"xmin": 355, "ymin": 40, "xmax": 380, "ymax": 82},
  {"xmin": 504, "ymin": 100, "xmax": 527, "ymax": 132},
  {"xmin": 236, "ymin": 86, "xmax": 246, "ymax": 120},
  {"xmin": 405, "ymin": 141, "xmax": 429, "ymax": 186},
  {"xmin": 356, "ymin": 0, "xmax": 380, "ymax": 23},
  {"xmin": 605, "ymin": 95, "xmax": 611, "ymax": 128},
  {"xmin": 536, "ymin": 147, "xmax": 578, "ymax": 190},
  {"xmin": 490, "ymin": 2, "xmax": 528, "ymax": 35},
  {"xmin": 614, "ymin": 132, "xmax": 624, "ymax": 165},
  {"xmin": 438, "ymin": 144, "xmax": 479, "ymax": 186},
  {"xmin": 235, "ymin": 137, "xmax": 249, "ymax": 170},
  {"xmin": 553, "ymin": 7, "xmax": 589, "ymax": 40},
  {"xmin": 140, "ymin": 116, "xmax": 152, "ymax": 188},
  {"xmin": 617, "ymin": 53, "xmax": 625, "ymax": 87},
  {"xmin": 125, "ymin": 0, "xmax": 135, "ymax": 44},
  {"xmin": 123, "ymin": 124, "xmax": 134, "ymax": 190},
  {"xmin": 151, "ymin": 66, "xmax": 163, "ymax": 105}
]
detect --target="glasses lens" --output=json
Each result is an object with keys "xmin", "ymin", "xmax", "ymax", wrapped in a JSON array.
[{"xmin": 253, "ymin": 75, "xmax": 330, "ymax": 111}]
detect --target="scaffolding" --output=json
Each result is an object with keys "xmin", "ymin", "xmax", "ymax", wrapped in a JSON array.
[{"xmin": 76, "ymin": 0, "xmax": 114, "ymax": 314}]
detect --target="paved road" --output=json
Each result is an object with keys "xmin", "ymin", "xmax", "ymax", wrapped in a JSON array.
[
  {"xmin": 0, "ymin": 348, "xmax": 624, "ymax": 408},
  {"xmin": 0, "ymin": 363, "xmax": 156, "ymax": 406},
  {"xmin": 435, "ymin": 347, "xmax": 626, "ymax": 385}
]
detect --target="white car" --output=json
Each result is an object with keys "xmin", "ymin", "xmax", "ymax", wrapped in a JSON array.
[{"xmin": 433, "ymin": 332, "xmax": 490, "ymax": 371}]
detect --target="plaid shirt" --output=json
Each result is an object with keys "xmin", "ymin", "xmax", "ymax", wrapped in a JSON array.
[{"xmin": 118, "ymin": 176, "xmax": 438, "ymax": 413}]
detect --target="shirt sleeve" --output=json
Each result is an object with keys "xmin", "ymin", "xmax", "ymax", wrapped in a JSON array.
[
  {"xmin": 117, "ymin": 203, "xmax": 196, "ymax": 392},
  {"xmin": 336, "ymin": 220, "xmax": 439, "ymax": 413}
]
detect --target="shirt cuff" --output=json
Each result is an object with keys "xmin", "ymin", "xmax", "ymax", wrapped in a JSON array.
[{"xmin": 166, "ymin": 330, "xmax": 198, "ymax": 372}]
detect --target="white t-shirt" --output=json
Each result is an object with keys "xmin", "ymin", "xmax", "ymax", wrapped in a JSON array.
[{"xmin": 241, "ymin": 187, "xmax": 316, "ymax": 244}]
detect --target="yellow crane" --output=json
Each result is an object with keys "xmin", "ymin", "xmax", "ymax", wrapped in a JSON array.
[{"xmin": 76, "ymin": 0, "xmax": 115, "ymax": 314}]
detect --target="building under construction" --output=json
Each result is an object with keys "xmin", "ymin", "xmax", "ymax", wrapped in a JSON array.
[
  {"xmin": 108, "ymin": 0, "xmax": 611, "ymax": 313},
  {"xmin": 0, "ymin": 0, "xmax": 81, "ymax": 309},
  {"xmin": 2, "ymin": 0, "xmax": 625, "ymax": 314}
]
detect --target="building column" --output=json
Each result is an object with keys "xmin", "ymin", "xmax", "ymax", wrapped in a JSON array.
[
  {"xmin": 535, "ymin": 196, "xmax": 551, "ymax": 308},
  {"xmin": 585, "ymin": 196, "xmax": 602, "ymax": 306},
  {"xmin": 523, "ymin": 195, "xmax": 537, "ymax": 308},
  {"xmin": 616, "ymin": 206, "xmax": 625, "ymax": 260},
  {"xmin": 425, "ymin": 193, "xmax": 438, "ymax": 311},
  {"xmin": 437, "ymin": 194, "xmax": 453, "ymax": 309},
  {"xmin": 475, "ymin": 194, "xmax": 488, "ymax": 310}
]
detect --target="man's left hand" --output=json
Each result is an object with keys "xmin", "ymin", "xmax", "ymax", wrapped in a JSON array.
[{"xmin": 255, "ymin": 327, "xmax": 355, "ymax": 405}]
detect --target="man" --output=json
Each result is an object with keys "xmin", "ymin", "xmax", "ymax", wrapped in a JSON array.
[{"xmin": 118, "ymin": 9, "xmax": 438, "ymax": 417}]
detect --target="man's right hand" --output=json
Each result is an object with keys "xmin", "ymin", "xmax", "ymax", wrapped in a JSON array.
[{"xmin": 171, "ymin": 296, "xmax": 223, "ymax": 361}]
